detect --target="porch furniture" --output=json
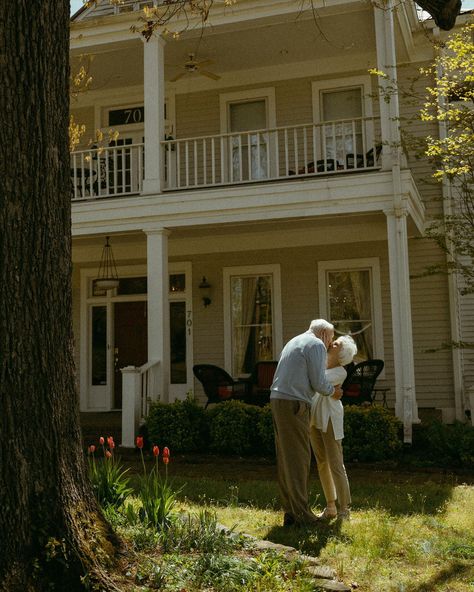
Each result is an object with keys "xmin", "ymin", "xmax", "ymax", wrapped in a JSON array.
[
  {"xmin": 372, "ymin": 387, "xmax": 390, "ymax": 408},
  {"xmin": 244, "ymin": 360, "xmax": 278, "ymax": 406},
  {"xmin": 341, "ymin": 359, "xmax": 384, "ymax": 406},
  {"xmin": 70, "ymin": 167, "xmax": 96, "ymax": 197},
  {"xmin": 193, "ymin": 364, "xmax": 246, "ymax": 409}
]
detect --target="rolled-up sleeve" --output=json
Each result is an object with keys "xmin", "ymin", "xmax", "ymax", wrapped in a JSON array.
[{"xmin": 306, "ymin": 340, "xmax": 334, "ymax": 396}]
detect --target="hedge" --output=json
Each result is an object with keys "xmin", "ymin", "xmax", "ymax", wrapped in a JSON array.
[{"xmin": 145, "ymin": 399, "xmax": 406, "ymax": 462}]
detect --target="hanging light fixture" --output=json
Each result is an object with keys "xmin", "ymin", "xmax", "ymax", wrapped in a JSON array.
[{"xmin": 95, "ymin": 236, "xmax": 119, "ymax": 291}]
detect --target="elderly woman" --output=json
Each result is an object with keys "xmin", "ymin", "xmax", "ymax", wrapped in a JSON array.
[{"xmin": 310, "ymin": 334, "xmax": 357, "ymax": 520}]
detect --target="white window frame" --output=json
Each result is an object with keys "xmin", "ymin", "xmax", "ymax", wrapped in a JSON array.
[
  {"xmin": 318, "ymin": 257, "xmax": 384, "ymax": 365},
  {"xmin": 223, "ymin": 264, "xmax": 282, "ymax": 377},
  {"xmin": 219, "ymin": 88, "xmax": 277, "ymax": 181},
  {"xmin": 311, "ymin": 75, "xmax": 373, "ymax": 123}
]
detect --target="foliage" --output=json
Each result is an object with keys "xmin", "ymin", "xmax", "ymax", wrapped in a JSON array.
[
  {"xmin": 87, "ymin": 437, "xmax": 133, "ymax": 508},
  {"xmin": 419, "ymin": 23, "xmax": 474, "ymax": 294},
  {"xmin": 126, "ymin": 439, "xmax": 180, "ymax": 530},
  {"xmin": 207, "ymin": 400, "xmax": 261, "ymax": 455},
  {"xmin": 343, "ymin": 405, "xmax": 403, "ymax": 462},
  {"xmin": 160, "ymin": 509, "xmax": 244, "ymax": 554},
  {"xmin": 413, "ymin": 420, "xmax": 474, "ymax": 468},
  {"xmin": 257, "ymin": 404, "xmax": 276, "ymax": 457},
  {"xmin": 147, "ymin": 395, "xmax": 208, "ymax": 452}
]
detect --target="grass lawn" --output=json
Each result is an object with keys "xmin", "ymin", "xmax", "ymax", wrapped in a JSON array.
[{"xmin": 117, "ymin": 454, "xmax": 474, "ymax": 592}]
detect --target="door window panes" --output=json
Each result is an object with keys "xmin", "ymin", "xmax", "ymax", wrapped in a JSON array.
[
  {"xmin": 327, "ymin": 269, "xmax": 373, "ymax": 360},
  {"xmin": 230, "ymin": 274, "xmax": 274, "ymax": 376},
  {"xmin": 91, "ymin": 306, "xmax": 107, "ymax": 385},
  {"xmin": 321, "ymin": 87, "xmax": 363, "ymax": 165},
  {"xmin": 169, "ymin": 273, "xmax": 186, "ymax": 293},
  {"xmin": 229, "ymin": 100, "xmax": 268, "ymax": 181},
  {"xmin": 170, "ymin": 301, "xmax": 186, "ymax": 384}
]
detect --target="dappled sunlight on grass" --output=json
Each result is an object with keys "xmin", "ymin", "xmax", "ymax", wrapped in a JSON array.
[{"xmin": 175, "ymin": 482, "xmax": 474, "ymax": 592}]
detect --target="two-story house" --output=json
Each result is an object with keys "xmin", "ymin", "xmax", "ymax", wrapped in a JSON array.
[{"xmin": 70, "ymin": 0, "xmax": 473, "ymax": 446}]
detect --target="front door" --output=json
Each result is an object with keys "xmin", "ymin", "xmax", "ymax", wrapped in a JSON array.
[{"xmin": 113, "ymin": 301, "xmax": 148, "ymax": 409}]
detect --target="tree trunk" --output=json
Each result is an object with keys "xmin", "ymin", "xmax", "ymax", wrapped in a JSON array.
[
  {"xmin": 0, "ymin": 3, "xmax": 118, "ymax": 590},
  {"xmin": 415, "ymin": 0, "xmax": 461, "ymax": 30}
]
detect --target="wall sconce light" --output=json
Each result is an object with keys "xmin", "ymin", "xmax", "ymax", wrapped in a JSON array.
[
  {"xmin": 198, "ymin": 276, "xmax": 212, "ymax": 307},
  {"xmin": 95, "ymin": 236, "xmax": 119, "ymax": 291}
]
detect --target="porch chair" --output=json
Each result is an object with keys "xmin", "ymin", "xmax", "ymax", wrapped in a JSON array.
[
  {"xmin": 341, "ymin": 359, "xmax": 384, "ymax": 406},
  {"xmin": 192, "ymin": 364, "xmax": 245, "ymax": 409},
  {"xmin": 244, "ymin": 360, "xmax": 278, "ymax": 406}
]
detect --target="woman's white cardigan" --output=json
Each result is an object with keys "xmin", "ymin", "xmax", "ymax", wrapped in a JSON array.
[{"xmin": 310, "ymin": 366, "xmax": 347, "ymax": 441}]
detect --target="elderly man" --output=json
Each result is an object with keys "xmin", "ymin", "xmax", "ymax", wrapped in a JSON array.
[{"xmin": 270, "ymin": 319, "xmax": 342, "ymax": 526}]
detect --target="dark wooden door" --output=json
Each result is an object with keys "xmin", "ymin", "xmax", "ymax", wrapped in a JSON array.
[{"xmin": 113, "ymin": 301, "xmax": 148, "ymax": 408}]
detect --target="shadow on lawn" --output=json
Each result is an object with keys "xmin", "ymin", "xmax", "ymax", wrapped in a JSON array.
[
  {"xmin": 409, "ymin": 561, "xmax": 472, "ymax": 592},
  {"xmin": 265, "ymin": 519, "xmax": 344, "ymax": 557}
]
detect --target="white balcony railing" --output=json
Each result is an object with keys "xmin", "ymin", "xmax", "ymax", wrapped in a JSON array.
[
  {"xmin": 70, "ymin": 118, "xmax": 381, "ymax": 199},
  {"xmin": 70, "ymin": 143, "xmax": 144, "ymax": 200},
  {"xmin": 162, "ymin": 117, "xmax": 381, "ymax": 190}
]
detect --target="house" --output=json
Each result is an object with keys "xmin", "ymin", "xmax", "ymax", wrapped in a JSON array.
[{"xmin": 70, "ymin": 0, "xmax": 473, "ymax": 447}]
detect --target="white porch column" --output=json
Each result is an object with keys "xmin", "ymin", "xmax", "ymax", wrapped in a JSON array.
[
  {"xmin": 385, "ymin": 209, "xmax": 419, "ymax": 442},
  {"xmin": 145, "ymin": 228, "xmax": 170, "ymax": 403},
  {"xmin": 374, "ymin": 0, "xmax": 401, "ymax": 172},
  {"xmin": 142, "ymin": 35, "xmax": 166, "ymax": 194}
]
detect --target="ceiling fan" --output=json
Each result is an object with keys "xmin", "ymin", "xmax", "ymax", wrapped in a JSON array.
[{"xmin": 170, "ymin": 54, "xmax": 221, "ymax": 82}]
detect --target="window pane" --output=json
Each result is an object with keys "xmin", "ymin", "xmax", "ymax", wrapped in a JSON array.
[
  {"xmin": 170, "ymin": 301, "xmax": 186, "ymax": 384},
  {"xmin": 229, "ymin": 100, "xmax": 266, "ymax": 132},
  {"xmin": 230, "ymin": 274, "xmax": 273, "ymax": 376},
  {"xmin": 327, "ymin": 269, "xmax": 373, "ymax": 360},
  {"xmin": 91, "ymin": 306, "xmax": 107, "ymax": 385},
  {"xmin": 321, "ymin": 88, "xmax": 362, "ymax": 121},
  {"xmin": 117, "ymin": 276, "xmax": 147, "ymax": 295},
  {"xmin": 169, "ymin": 273, "xmax": 185, "ymax": 293}
]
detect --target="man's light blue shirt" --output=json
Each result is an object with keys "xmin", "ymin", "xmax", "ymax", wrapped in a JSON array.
[{"xmin": 270, "ymin": 331, "xmax": 334, "ymax": 406}]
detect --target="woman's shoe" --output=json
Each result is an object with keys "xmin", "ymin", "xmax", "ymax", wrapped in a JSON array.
[
  {"xmin": 316, "ymin": 507, "xmax": 337, "ymax": 520},
  {"xmin": 337, "ymin": 509, "xmax": 351, "ymax": 521}
]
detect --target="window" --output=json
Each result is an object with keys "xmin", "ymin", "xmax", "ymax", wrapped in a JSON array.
[
  {"xmin": 312, "ymin": 76, "xmax": 373, "ymax": 168},
  {"xmin": 318, "ymin": 258, "xmax": 383, "ymax": 362},
  {"xmin": 220, "ymin": 88, "xmax": 276, "ymax": 182},
  {"xmin": 224, "ymin": 265, "xmax": 282, "ymax": 377}
]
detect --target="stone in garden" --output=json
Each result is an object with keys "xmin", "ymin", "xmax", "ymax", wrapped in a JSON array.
[
  {"xmin": 312, "ymin": 579, "xmax": 351, "ymax": 591},
  {"xmin": 306, "ymin": 565, "xmax": 335, "ymax": 579}
]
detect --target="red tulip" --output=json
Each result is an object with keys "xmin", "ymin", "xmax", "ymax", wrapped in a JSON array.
[
  {"xmin": 107, "ymin": 436, "xmax": 115, "ymax": 450},
  {"xmin": 99, "ymin": 436, "xmax": 105, "ymax": 445},
  {"xmin": 163, "ymin": 456, "xmax": 169, "ymax": 465},
  {"xmin": 105, "ymin": 450, "xmax": 112, "ymax": 459},
  {"xmin": 163, "ymin": 447, "xmax": 170, "ymax": 458},
  {"xmin": 136, "ymin": 436, "xmax": 144, "ymax": 449},
  {"xmin": 88, "ymin": 445, "xmax": 96, "ymax": 454},
  {"xmin": 153, "ymin": 445, "xmax": 159, "ymax": 457}
]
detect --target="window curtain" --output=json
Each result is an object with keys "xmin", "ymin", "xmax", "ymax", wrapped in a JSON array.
[
  {"xmin": 348, "ymin": 270, "xmax": 373, "ymax": 358},
  {"xmin": 233, "ymin": 277, "xmax": 258, "ymax": 375}
]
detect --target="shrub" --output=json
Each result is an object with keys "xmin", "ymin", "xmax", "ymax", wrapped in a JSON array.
[
  {"xmin": 343, "ymin": 405, "xmax": 403, "ymax": 462},
  {"xmin": 147, "ymin": 397, "xmax": 209, "ymax": 452},
  {"xmin": 207, "ymin": 400, "xmax": 261, "ymax": 455},
  {"xmin": 257, "ymin": 404, "xmax": 275, "ymax": 457},
  {"xmin": 414, "ymin": 420, "xmax": 474, "ymax": 468}
]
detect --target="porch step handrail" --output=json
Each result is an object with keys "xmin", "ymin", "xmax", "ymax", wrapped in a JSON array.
[
  {"xmin": 161, "ymin": 116, "xmax": 381, "ymax": 190},
  {"xmin": 121, "ymin": 359, "xmax": 160, "ymax": 448}
]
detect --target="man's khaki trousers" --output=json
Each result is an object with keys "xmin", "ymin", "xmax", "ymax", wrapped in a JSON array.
[{"xmin": 271, "ymin": 398, "xmax": 317, "ymax": 524}]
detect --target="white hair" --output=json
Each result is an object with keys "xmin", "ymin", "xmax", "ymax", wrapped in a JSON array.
[
  {"xmin": 334, "ymin": 335, "xmax": 358, "ymax": 366},
  {"xmin": 308, "ymin": 319, "xmax": 334, "ymax": 337}
]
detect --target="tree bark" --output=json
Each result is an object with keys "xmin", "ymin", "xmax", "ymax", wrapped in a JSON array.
[{"xmin": 0, "ymin": 3, "xmax": 119, "ymax": 590}]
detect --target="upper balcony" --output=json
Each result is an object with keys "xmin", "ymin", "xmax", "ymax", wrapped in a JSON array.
[{"xmin": 70, "ymin": 116, "xmax": 381, "ymax": 199}]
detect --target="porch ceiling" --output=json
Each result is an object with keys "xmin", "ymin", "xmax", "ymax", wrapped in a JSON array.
[{"xmin": 70, "ymin": 7, "xmax": 380, "ymax": 92}]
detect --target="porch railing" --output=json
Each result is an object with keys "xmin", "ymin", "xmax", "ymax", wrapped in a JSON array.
[
  {"xmin": 70, "ymin": 118, "xmax": 381, "ymax": 199},
  {"xmin": 162, "ymin": 117, "xmax": 381, "ymax": 190},
  {"xmin": 121, "ymin": 359, "xmax": 160, "ymax": 448},
  {"xmin": 70, "ymin": 143, "xmax": 144, "ymax": 200}
]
